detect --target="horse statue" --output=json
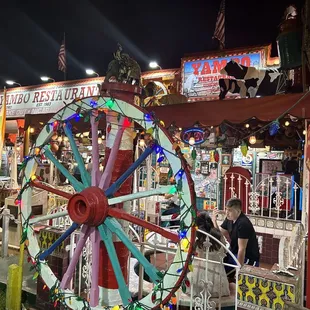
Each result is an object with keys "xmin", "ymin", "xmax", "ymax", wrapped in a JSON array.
[{"xmin": 104, "ymin": 44, "xmax": 141, "ymax": 85}]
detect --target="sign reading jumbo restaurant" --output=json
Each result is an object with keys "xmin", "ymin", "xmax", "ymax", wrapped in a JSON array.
[{"xmin": 0, "ymin": 77, "xmax": 103, "ymax": 118}]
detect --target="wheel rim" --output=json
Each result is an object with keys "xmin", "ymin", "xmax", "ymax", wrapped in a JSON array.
[{"xmin": 20, "ymin": 96, "xmax": 197, "ymax": 309}]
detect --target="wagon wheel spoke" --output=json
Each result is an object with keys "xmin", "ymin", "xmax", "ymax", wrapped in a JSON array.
[
  {"xmin": 89, "ymin": 228, "xmax": 100, "ymax": 307},
  {"xmin": 63, "ymin": 123, "xmax": 91, "ymax": 187},
  {"xmin": 104, "ymin": 143, "xmax": 156, "ymax": 197},
  {"xmin": 60, "ymin": 225, "xmax": 92, "ymax": 289},
  {"xmin": 29, "ymin": 211, "xmax": 68, "ymax": 225},
  {"xmin": 90, "ymin": 112, "xmax": 100, "ymax": 186},
  {"xmin": 31, "ymin": 180, "xmax": 73, "ymax": 199},
  {"xmin": 104, "ymin": 218, "xmax": 162, "ymax": 283},
  {"xmin": 107, "ymin": 186, "xmax": 173, "ymax": 205},
  {"xmin": 38, "ymin": 222, "xmax": 79, "ymax": 261},
  {"xmin": 108, "ymin": 208, "xmax": 179, "ymax": 243},
  {"xmin": 98, "ymin": 224, "xmax": 132, "ymax": 306},
  {"xmin": 43, "ymin": 146, "xmax": 85, "ymax": 192},
  {"xmin": 99, "ymin": 116, "xmax": 126, "ymax": 190}
]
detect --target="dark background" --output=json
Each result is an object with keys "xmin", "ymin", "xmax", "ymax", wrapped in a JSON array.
[{"xmin": 0, "ymin": 0, "xmax": 304, "ymax": 86}]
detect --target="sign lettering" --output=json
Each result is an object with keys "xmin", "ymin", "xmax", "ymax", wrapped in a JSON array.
[
  {"xmin": 0, "ymin": 78, "xmax": 103, "ymax": 118},
  {"xmin": 182, "ymin": 52, "xmax": 263, "ymax": 101}
]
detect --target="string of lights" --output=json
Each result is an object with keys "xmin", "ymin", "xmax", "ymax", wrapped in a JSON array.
[{"xmin": 18, "ymin": 96, "xmax": 198, "ymax": 310}]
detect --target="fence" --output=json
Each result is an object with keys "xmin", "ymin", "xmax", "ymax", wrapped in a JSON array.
[
  {"xmin": 60, "ymin": 222, "xmax": 241, "ymax": 309},
  {"xmin": 216, "ymin": 173, "xmax": 302, "ymax": 221}
]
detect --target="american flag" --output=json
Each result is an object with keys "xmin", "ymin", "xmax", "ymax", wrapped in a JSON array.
[
  {"xmin": 213, "ymin": 0, "xmax": 225, "ymax": 49},
  {"xmin": 58, "ymin": 39, "xmax": 66, "ymax": 73}
]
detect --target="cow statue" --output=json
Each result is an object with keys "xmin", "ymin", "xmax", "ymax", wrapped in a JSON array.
[
  {"xmin": 219, "ymin": 79, "xmax": 258, "ymax": 99},
  {"xmin": 105, "ymin": 44, "xmax": 141, "ymax": 85},
  {"xmin": 219, "ymin": 60, "xmax": 285, "ymax": 99}
]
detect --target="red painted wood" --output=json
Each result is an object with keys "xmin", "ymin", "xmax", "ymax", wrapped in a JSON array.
[
  {"xmin": 31, "ymin": 181, "xmax": 73, "ymax": 199},
  {"xmin": 108, "ymin": 208, "xmax": 179, "ymax": 243},
  {"xmin": 67, "ymin": 187, "xmax": 108, "ymax": 226}
]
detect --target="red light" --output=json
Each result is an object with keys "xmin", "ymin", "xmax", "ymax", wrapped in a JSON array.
[{"xmin": 123, "ymin": 118, "xmax": 131, "ymax": 128}]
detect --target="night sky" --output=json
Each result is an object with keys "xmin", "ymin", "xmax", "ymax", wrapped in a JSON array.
[{"xmin": 0, "ymin": 0, "xmax": 305, "ymax": 86}]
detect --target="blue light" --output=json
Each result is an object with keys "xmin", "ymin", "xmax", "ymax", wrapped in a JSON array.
[
  {"xmin": 90, "ymin": 99, "xmax": 98, "ymax": 107},
  {"xmin": 157, "ymin": 155, "xmax": 165, "ymax": 163},
  {"xmin": 155, "ymin": 146, "xmax": 162, "ymax": 154},
  {"xmin": 178, "ymin": 169, "xmax": 184, "ymax": 177},
  {"xmin": 179, "ymin": 230, "xmax": 187, "ymax": 239},
  {"xmin": 145, "ymin": 114, "xmax": 152, "ymax": 121}
]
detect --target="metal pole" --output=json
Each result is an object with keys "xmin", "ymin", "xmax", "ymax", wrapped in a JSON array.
[{"xmin": 1, "ymin": 208, "xmax": 10, "ymax": 257}]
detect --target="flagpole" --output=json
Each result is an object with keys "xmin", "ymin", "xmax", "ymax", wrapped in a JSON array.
[
  {"xmin": 64, "ymin": 32, "xmax": 67, "ymax": 81},
  {"xmin": 0, "ymin": 87, "xmax": 7, "ymax": 171}
]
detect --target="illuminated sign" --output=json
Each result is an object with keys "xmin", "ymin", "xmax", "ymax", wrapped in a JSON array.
[
  {"xmin": 181, "ymin": 52, "xmax": 263, "ymax": 101},
  {"xmin": 181, "ymin": 127, "xmax": 209, "ymax": 145},
  {"xmin": 0, "ymin": 78, "xmax": 103, "ymax": 118}
]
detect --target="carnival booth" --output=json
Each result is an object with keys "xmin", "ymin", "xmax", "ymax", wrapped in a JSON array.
[{"xmin": 6, "ymin": 7, "xmax": 310, "ymax": 308}]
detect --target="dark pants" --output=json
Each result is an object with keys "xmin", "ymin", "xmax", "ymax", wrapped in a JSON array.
[{"xmin": 225, "ymin": 253, "xmax": 259, "ymax": 279}]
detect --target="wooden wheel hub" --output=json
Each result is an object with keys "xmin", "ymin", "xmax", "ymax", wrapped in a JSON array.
[{"xmin": 67, "ymin": 187, "xmax": 109, "ymax": 226}]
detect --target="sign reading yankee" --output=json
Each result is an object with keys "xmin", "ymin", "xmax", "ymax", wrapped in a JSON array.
[{"xmin": 0, "ymin": 78, "xmax": 103, "ymax": 118}]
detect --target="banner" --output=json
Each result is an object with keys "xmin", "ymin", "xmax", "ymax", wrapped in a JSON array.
[
  {"xmin": 181, "ymin": 51, "xmax": 264, "ymax": 101},
  {"xmin": 0, "ymin": 78, "xmax": 103, "ymax": 118}
]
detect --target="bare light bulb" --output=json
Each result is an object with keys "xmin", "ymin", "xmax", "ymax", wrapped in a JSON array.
[
  {"xmin": 98, "ymin": 137, "xmax": 103, "ymax": 144},
  {"xmin": 30, "ymin": 127, "xmax": 35, "ymax": 134},
  {"xmin": 249, "ymin": 136, "xmax": 257, "ymax": 145},
  {"xmin": 285, "ymin": 121, "xmax": 290, "ymax": 126},
  {"xmin": 189, "ymin": 137, "xmax": 195, "ymax": 145},
  {"xmin": 139, "ymin": 139, "xmax": 145, "ymax": 147}
]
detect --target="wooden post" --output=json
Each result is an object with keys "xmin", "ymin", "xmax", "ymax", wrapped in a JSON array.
[
  {"xmin": 6, "ymin": 264, "xmax": 22, "ymax": 310},
  {"xmin": 23, "ymin": 126, "xmax": 31, "ymax": 158},
  {"xmin": 1, "ymin": 208, "xmax": 10, "ymax": 257}
]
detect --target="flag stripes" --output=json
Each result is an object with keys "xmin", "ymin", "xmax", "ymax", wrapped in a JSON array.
[
  {"xmin": 213, "ymin": 0, "xmax": 225, "ymax": 49},
  {"xmin": 58, "ymin": 40, "xmax": 66, "ymax": 73}
]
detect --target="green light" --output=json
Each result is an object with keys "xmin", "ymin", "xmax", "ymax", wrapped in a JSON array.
[
  {"xmin": 106, "ymin": 99, "xmax": 114, "ymax": 109},
  {"xmin": 169, "ymin": 187, "xmax": 177, "ymax": 194}
]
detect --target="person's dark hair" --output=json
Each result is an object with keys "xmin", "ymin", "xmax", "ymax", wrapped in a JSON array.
[
  {"xmin": 285, "ymin": 159, "xmax": 298, "ymax": 174},
  {"xmin": 226, "ymin": 198, "xmax": 242, "ymax": 210},
  {"xmin": 195, "ymin": 211, "xmax": 222, "ymax": 252}
]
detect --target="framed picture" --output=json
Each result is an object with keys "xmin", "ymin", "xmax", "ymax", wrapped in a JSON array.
[
  {"xmin": 221, "ymin": 154, "xmax": 231, "ymax": 166},
  {"xmin": 259, "ymin": 159, "xmax": 283, "ymax": 174},
  {"xmin": 200, "ymin": 162, "xmax": 210, "ymax": 175}
]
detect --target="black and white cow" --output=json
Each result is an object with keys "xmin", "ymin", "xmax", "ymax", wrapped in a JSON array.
[
  {"xmin": 219, "ymin": 78, "xmax": 258, "ymax": 99},
  {"xmin": 219, "ymin": 60, "xmax": 284, "ymax": 99}
]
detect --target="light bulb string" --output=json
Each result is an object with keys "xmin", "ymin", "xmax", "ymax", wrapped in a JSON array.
[
  {"xmin": 19, "ymin": 98, "xmax": 196, "ymax": 310},
  {"xmin": 242, "ymin": 90, "xmax": 310, "ymax": 141}
]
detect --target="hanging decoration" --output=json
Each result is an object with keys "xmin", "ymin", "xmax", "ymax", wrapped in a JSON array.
[
  {"xmin": 191, "ymin": 148, "xmax": 197, "ymax": 160},
  {"xmin": 180, "ymin": 127, "xmax": 209, "ymax": 146},
  {"xmin": 241, "ymin": 141, "xmax": 248, "ymax": 157},
  {"xmin": 214, "ymin": 150, "xmax": 219, "ymax": 162},
  {"xmin": 269, "ymin": 120, "xmax": 280, "ymax": 136}
]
